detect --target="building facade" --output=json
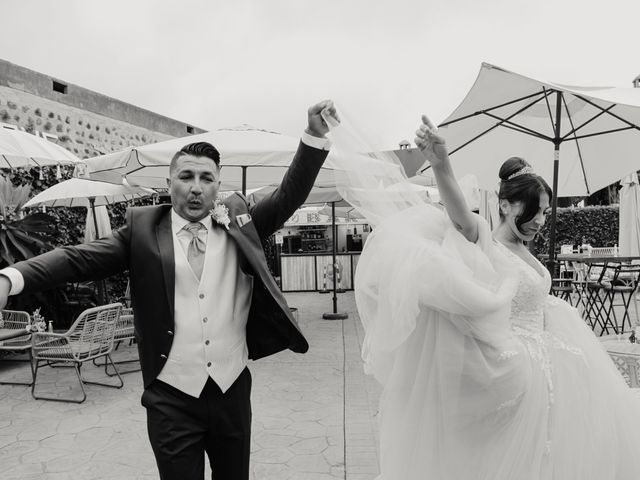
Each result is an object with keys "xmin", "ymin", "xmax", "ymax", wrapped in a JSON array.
[{"xmin": 0, "ymin": 59, "xmax": 206, "ymax": 159}]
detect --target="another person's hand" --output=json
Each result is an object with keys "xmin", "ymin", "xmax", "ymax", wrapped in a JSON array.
[
  {"xmin": 0, "ymin": 276, "xmax": 10, "ymax": 310},
  {"xmin": 306, "ymin": 100, "xmax": 340, "ymax": 138},
  {"xmin": 415, "ymin": 115, "xmax": 448, "ymax": 168}
]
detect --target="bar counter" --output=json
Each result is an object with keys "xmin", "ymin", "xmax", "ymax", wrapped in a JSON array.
[{"xmin": 280, "ymin": 252, "xmax": 361, "ymax": 292}]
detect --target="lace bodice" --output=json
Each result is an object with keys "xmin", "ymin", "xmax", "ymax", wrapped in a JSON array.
[{"xmin": 500, "ymin": 245, "xmax": 551, "ymax": 334}]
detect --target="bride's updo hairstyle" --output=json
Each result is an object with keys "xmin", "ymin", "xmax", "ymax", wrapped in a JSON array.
[{"xmin": 498, "ymin": 157, "xmax": 552, "ymax": 232}]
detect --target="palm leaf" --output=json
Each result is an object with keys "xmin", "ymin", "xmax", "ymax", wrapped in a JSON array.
[
  {"xmin": 8, "ymin": 228, "xmax": 50, "ymax": 251},
  {"xmin": 5, "ymin": 228, "xmax": 35, "ymax": 259},
  {"xmin": 0, "ymin": 230, "xmax": 15, "ymax": 265},
  {"xmin": 14, "ymin": 213, "xmax": 56, "ymax": 235}
]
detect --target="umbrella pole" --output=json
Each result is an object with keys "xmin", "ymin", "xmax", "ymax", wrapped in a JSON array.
[
  {"xmin": 323, "ymin": 202, "xmax": 348, "ymax": 320},
  {"xmin": 89, "ymin": 197, "xmax": 107, "ymax": 304},
  {"xmin": 242, "ymin": 166, "xmax": 247, "ymax": 196},
  {"xmin": 545, "ymin": 92, "xmax": 563, "ymax": 276}
]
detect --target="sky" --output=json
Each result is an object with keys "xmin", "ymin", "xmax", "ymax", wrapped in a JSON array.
[{"xmin": 2, "ymin": 0, "xmax": 639, "ymax": 151}]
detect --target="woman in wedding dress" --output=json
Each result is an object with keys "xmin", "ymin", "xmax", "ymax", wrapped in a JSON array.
[{"xmin": 343, "ymin": 115, "xmax": 640, "ymax": 479}]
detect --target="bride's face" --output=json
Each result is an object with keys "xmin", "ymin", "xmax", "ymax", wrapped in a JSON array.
[{"xmin": 501, "ymin": 192, "xmax": 551, "ymax": 242}]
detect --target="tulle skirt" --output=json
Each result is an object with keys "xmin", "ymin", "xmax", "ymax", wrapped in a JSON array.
[{"xmin": 356, "ymin": 204, "xmax": 640, "ymax": 479}]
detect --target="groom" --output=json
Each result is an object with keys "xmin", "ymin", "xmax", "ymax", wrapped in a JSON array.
[{"xmin": 0, "ymin": 99, "xmax": 338, "ymax": 480}]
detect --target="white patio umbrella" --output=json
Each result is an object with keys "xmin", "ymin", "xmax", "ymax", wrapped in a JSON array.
[
  {"xmin": 430, "ymin": 62, "xmax": 640, "ymax": 270},
  {"xmin": 24, "ymin": 178, "xmax": 154, "ymax": 240},
  {"xmin": 23, "ymin": 178, "xmax": 154, "ymax": 303},
  {"xmin": 618, "ymin": 172, "xmax": 640, "ymax": 257},
  {"xmin": 0, "ymin": 127, "xmax": 80, "ymax": 168},
  {"xmin": 84, "ymin": 125, "xmax": 337, "ymax": 193},
  {"xmin": 83, "ymin": 125, "xmax": 423, "ymax": 194}
]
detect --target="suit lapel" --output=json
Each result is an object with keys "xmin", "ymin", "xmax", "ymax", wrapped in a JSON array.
[
  {"xmin": 223, "ymin": 198, "xmax": 287, "ymax": 308},
  {"xmin": 156, "ymin": 210, "xmax": 175, "ymax": 317}
]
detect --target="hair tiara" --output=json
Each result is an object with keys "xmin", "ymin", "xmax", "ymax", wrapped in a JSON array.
[{"xmin": 506, "ymin": 165, "xmax": 534, "ymax": 180}]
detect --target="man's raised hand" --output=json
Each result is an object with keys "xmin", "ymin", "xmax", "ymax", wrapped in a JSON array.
[{"xmin": 306, "ymin": 100, "xmax": 340, "ymax": 138}]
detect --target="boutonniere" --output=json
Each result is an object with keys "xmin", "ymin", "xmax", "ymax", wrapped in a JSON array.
[{"xmin": 210, "ymin": 197, "xmax": 231, "ymax": 230}]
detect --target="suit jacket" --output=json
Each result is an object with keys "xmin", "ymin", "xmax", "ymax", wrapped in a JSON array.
[{"xmin": 13, "ymin": 141, "xmax": 329, "ymax": 388}]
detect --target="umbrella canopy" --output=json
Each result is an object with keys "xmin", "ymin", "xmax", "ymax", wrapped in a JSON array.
[
  {"xmin": 318, "ymin": 205, "xmax": 363, "ymax": 221},
  {"xmin": 84, "ymin": 125, "xmax": 423, "ymax": 193},
  {"xmin": 618, "ymin": 172, "xmax": 640, "ymax": 257},
  {"xmin": 0, "ymin": 128, "xmax": 81, "ymax": 168},
  {"xmin": 436, "ymin": 63, "xmax": 640, "ymax": 197},
  {"xmin": 431, "ymin": 62, "xmax": 640, "ymax": 270},
  {"xmin": 84, "ymin": 126, "xmax": 337, "ymax": 192},
  {"xmin": 23, "ymin": 178, "xmax": 155, "ymax": 209}
]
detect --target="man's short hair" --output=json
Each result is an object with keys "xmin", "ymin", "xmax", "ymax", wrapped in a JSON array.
[{"xmin": 170, "ymin": 142, "xmax": 221, "ymax": 172}]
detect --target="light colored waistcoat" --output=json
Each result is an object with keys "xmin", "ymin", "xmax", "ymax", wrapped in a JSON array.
[{"xmin": 157, "ymin": 223, "xmax": 253, "ymax": 397}]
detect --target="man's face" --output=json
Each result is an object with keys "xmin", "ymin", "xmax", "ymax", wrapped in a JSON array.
[{"xmin": 168, "ymin": 155, "xmax": 221, "ymax": 221}]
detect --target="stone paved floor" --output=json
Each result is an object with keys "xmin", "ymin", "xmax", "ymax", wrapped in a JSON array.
[
  {"xmin": 0, "ymin": 291, "xmax": 382, "ymax": 480},
  {"xmin": 2, "ymin": 289, "xmax": 638, "ymax": 479}
]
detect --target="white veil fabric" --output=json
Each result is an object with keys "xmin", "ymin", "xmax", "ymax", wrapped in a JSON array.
[
  {"xmin": 323, "ymin": 108, "xmax": 640, "ymax": 480},
  {"xmin": 322, "ymin": 110, "xmax": 430, "ymax": 229},
  {"xmin": 322, "ymin": 108, "xmax": 519, "ymax": 381},
  {"xmin": 323, "ymin": 110, "xmax": 536, "ymax": 477}
]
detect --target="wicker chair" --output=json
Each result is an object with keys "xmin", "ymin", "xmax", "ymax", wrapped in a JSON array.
[
  {"xmin": 31, "ymin": 303, "xmax": 123, "ymax": 403},
  {"xmin": 94, "ymin": 307, "xmax": 140, "ymax": 376},
  {"xmin": 0, "ymin": 310, "xmax": 33, "ymax": 386}
]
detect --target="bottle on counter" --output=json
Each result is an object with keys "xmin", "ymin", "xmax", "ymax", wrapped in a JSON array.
[{"xmin": 581, "ymin": 237, "xmax": 588, "ymax": 255}]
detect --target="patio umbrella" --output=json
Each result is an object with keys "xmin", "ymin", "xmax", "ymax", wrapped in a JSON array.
[
  {"xmin": 84, "ymin": 126, "xmax": 425, "ymax": 194},
  {"xmin": 0, "ymin": 127, "xmax": 80, "ymax": 169},
  {"xmin": 429, "ymin": 62, "xmax": 640, "ymax": 272},
  {"xmin": 23, "ymin": 178, "xmax": 154, "ymax": 303},
  {"xmin": 618, "ymin": 172, "xmax": 640, "ymax": 257},
  {"xmin": 83, "ymin": 126, "xmax": 337, "ymax": 193}
]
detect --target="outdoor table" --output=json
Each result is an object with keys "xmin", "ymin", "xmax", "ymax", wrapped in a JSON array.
[
  {"xmin": 600, "ymin": 334, "xmax": 640, "ymax": 387},
  {"xmin": 541, "ymin": 253, "xmax": 640, "ymax": 264},
  {"xmin": 540, "ymin": 255, "xmax": 640, "ymax": 326}
]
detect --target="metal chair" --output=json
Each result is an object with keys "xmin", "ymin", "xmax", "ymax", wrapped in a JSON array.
[
  {"xmin": 31, "ymin": 303, "xmax": 123, "ymax": 403},
  {"xmin": 0, "ymin": 310, "xmax": 33, "ymax": 386},
  {"xmin": 600, "ymin": 264, "xmax": 640, "ymax": 335},
  {"xmin": 551, "ymin": 277, "xmax": 575, "ymax": 305},
  {"xmin": 582, "ymin": 261, "xmax": 618, "ymax": 334},
  {"xmin": 568, "ymin": 261, "xmax": 589, "ymax": 312}
]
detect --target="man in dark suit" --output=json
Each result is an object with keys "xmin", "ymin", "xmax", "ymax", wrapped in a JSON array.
[{"xmin": 0, "ymin": 100, "xmax": 338, "ymax": 480}]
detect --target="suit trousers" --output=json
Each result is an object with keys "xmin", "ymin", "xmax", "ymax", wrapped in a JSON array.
[{"xmin": 141, "ymin": 368, "xmax": 252, "ymax": 480}]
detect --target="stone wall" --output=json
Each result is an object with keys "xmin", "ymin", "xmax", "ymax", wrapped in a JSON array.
[{"xmin": 0, "ymin": 59, "xmax": 207, "ymax": 160}]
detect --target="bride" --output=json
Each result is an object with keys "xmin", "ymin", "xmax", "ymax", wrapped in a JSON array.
[{"xmin": 334, "ymin": 114, "xmax": 640, "ymax": 479}]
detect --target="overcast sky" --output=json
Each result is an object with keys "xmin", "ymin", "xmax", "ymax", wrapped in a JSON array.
[{"xmin": 2, "ymin": 0, "xmax": 639, "ymax": 150}]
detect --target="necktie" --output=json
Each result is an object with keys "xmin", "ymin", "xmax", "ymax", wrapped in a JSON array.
[{"xmin": 184, "ymin": 222, "xmax": 206, "ymax": 279}]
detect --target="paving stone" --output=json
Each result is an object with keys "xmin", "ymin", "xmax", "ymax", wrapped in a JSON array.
[{"xmin": 0, "ymin": 292, "xmax": 382, "ymax": 479}]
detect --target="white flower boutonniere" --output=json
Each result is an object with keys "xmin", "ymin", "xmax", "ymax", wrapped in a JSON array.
[{"xmin": 210, "ymin": 197, "xmax": 231, "ymax": 230}]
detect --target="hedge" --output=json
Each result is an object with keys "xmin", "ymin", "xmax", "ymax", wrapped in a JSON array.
[
  {"xmin": 4, "ymin": 166, "xmax": 151, "ymax": 327},
  {"xmin": 533, "ymin": 205, "xmax": 619, "ymax": 255}
]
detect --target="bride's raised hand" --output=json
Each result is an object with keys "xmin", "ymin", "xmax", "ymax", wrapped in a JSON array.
[{"xmin": 414, "ymin": 115, "xmax": 449, "ymax": 168}]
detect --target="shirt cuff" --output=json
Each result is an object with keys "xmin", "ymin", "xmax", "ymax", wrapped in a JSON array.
[
  {"xmin": 301, "ymin": 131, "xmax": 331, "ymax": 151},
  {"xmin": 0, "ymin": 267, "xmax": 24, "ymax": 295}
]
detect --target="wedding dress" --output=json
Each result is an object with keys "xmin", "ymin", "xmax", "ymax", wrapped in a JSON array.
[
  {"xmin": 355, "ymin": 204, "xmax": 640, "ymax": 480},
  {"xmin": 321, "ymin": 110, "xmax": 640, "ymax": 479}
]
